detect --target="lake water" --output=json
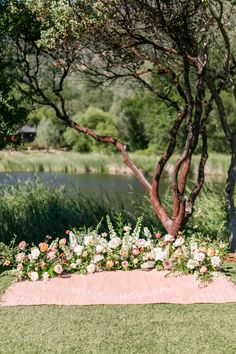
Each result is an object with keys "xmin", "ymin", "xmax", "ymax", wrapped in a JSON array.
[{"xmin": 0, "ymin": 172, "xmax": 226, "ymax": 198}]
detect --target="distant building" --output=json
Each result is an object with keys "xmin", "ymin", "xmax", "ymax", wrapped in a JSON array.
[{"xmin": 18, "ymin": 125, "xmax": 37, "ymax": 142}]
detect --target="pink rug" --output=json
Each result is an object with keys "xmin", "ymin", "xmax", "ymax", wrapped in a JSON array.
[{"xmin": 1, "ymin": 270, "xmax": 236, "ymax": 306}]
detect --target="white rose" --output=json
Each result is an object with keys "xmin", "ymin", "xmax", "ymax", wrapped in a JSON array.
[
  {"xmin": 174, "ymin": 237, "xmax": 185, "ymax": 247},
  {"xmin": 84, "ymin": 235, "xmax": 94, "ymax": 246},
  {"xmin": 123, "ymin": 225, "xmax": 131, "ymax": 232},
  {"xmin": 153, "ymin": 247, "xmax": 168, "ymax": 261},
  {"xmin": 187, "ymin": 259, "xmax": 199, "ymax": 269},
  {"xmin": 86, "ymin": 264, "xmax": 96, "ymax": 273},
  {"xmin": 42, "ymin": 272, "xmax": 49, "ymax": 280},
  {"xmin": 108, "ymin": 237, "xmax": 122, "ymax": 249},
  {"xmin": 136, "ymin": 239, "xmax": 146, "ymax": 247},
  {"xmin": 144, "ymin": 240, "xmax": 151, "ymax": 248},
  {"xmin": 93, "ymin": 254, "xmax": 104, "ymax": 263},
  {"xmin": 31, "ymin": 248, "xmax": 40, "ymax": 260},
  {"xmin": 194, "ymin": 252, "xmax": 205, "ymax": 262},
  {"xmin": 211, "ymin": 256, "xmax": 221, "ymax": 268},
  {"xmin": 70, "ymin": 263, "xmax": 77, "ymax": 269},
  {"xmin": 29, "ymin": 271, "xmax": 39, "ymax": 281},
  {"xmin": 96, "ymin": 244, "xmax": 104, "ymax": 253},
  {"xmin": 74, "ymin": 245, "xmax": 84, "ymax": 256},
  {"xmin": 141, "ymin": 261, "xmax": 155, "ymax": 269},
  {"xmin": 76, "ymin": 259, "xmax": 81, "ymax": 266},
  {"xmin": 164, "ymin": 234, "xmax": 174, "ymax": 242}
]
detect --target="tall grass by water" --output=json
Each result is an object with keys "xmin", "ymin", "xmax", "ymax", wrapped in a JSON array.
[
  {"xmin": 0, "ymin": 180, "xmax": 228, "ymax": 245},
  {"xmin": 0, "ymin": 150, "xmax": 231, "ymax": 176}
]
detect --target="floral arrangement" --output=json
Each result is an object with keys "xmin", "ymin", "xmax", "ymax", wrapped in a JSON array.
[{"xmin": 0, "ymin": 216, "xmax": 228, "ymax": 282}]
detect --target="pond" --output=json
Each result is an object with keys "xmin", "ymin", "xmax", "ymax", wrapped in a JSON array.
[{"xmin": 0, "ymin": 172, "xmax": 226, "ymax": 198}]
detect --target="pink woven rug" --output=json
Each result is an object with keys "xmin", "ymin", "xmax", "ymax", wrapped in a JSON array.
[{"xmin": 1, "ymin": 270, "xmax": 236, "ymax": 306}]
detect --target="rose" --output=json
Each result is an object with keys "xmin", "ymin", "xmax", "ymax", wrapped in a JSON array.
[
  {"xmin": 65, "ymin": 230, "xmax": 71, "ymax": 235},
  {"xmin": 162, "ymin": 260, "xmax": 172, "ymax": 270},
  {"xmin": 187, "ymin": 259, "xmax": 199, "ymax": 269},
  {"xmin": 120, "ymin": 249, "xmax": 129, "ymax": 257},
  {"xmin": 106, "ymin": 260, "xmax": 114, "ymax": 269},
  {"xmin": 74, "ymin": 245, "xmax": 83, "ymax": 256},
  {"xmin": 174, "ymin": 237, "xmax": 185, "ymax": 247},
  {"xmin": 31, "ymin": 247, "xmax": 40, "ymax": 260},
  {"xmin": 194, "ymin": 252, "xmax": 205, "ymax": 262},
  {"xmin": 153, "ymin": 247, "xmax": 168, "ymax": 261},
  {"xmin": 28, "ymin": 271, "xmax": 39, "ymax": 281},
  {"xmin": 54, "ymin": 264, "xmax": 63, "ymax": 274},
  {"xmin": 40, "ymin": 261, "xmax": 46, "ymax": 269},
  {"xmin": 16, "ymin": 252, "xmax": 26, "ymax": 262},
  {"xmin": 18, "ymin": 241, "xmax": 27, "ymax": 250},
  {"xmin": 17, "ymin": 263, "xmax": 23, "ymax": 271},
  {"xmin": 136, "ymin": 239, "xmax": 146, "ymax": 247},
  {"xmin": 108, "ymin": 237, "xmax": 121, "ymax": 249},
  {"xmin": 155, "ymin": 232, "xmax": 161, "ymax": 239},
  {"xmin": 47, "ymin": 251, "xmax": 56, "ymax": 260},
  {"xmin": 93, "ymin": 254, "xmax": 104, "ymax": 263},
  {"xmin": 86, "ymin": 264, "xmax": 96, "ymax": 273},
  {"xmin": 141, "ymin": 261, "xmax": 155, "ymax": 269},
  {"xmin": 211, "ymin": 256, "xmax": 221, "ymax": 268},
  {"xmin": 42, "ymin": 272, "xmax": 49, "ymax": 280},
  {"xmin": 39, "ymin": 242, "xmax": 49, "ymax": 252},
  {"xmin": 122, "ymin": 261, "xmax": 128, "ymax": 268},
  {"xmin": 163, "ymin": 234, "xmax": 174, "ymax": 242},
  {"xmin": 96, "ymin": 245, "xmax": 104, "ymax": 253},
  {"xmin": 199, "ymin": 266, "xmax": 208, "ymax": 274},
  {"xmin": 59, "ymin": 238, "xmax": 67, "ymax": 246},
  {"xmin": 82, "ymin": 251, "xmax": 88, "ymax": 258},
  {"xmin": 132, "ymin": 248, "xmax": 140, "ymax": 256},
  {"xmin": 123, "ymin": 225, "xmax": 131, "ymax": 232},
  {"xmin": 207, "ymin": 248, "xmax": 215, "ymax": 257},
  {"xmin": 70, "ymin": 263, "xmax": 77, "ymax": 269},
  {"xmin": 84, "ymin": 235, "xmax": 94, "ymax": 246},
  {"xmin": 101, "ymin": 232, "xmax": 108, "ymax": 238}
]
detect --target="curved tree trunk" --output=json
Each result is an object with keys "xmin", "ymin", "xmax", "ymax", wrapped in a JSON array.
[{"xmin": 226, "ymin": 134, "xmax": 236, "ymax": 252}]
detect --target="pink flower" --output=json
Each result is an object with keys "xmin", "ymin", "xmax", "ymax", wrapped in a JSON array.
[
  {"xmin": 162, "ymin": 260, "xmax": 172, "ymax": 270},
  {"xmin": 122, "ymin": 261, "xmax": 129, "ymax": 268},
  {"xmin": 16, "ymin": 253, "xmax": 26, "ymax": 262},
  {"xmin": 18, "ymin": 241, "xmax": 27, "ymax": 250},
  {"xmin": 47, "ymin": 251, "xmax": 56, "ymax": 260},
  {"xmin": 17, "ymin": 263, "xmax": 23, "ymax": 271},
  {"xmin": 155, "ymin": 232, "xmax": 161, "ymax": 239},
  {"xmin": 132, "ymin": 248, "xmax": 140, "ymax": 256},
  {"xmin": 59, "ymin": 238, "xmax": 67, "ymax": 246},
  {"xmin": 65, "ymin": 230, "xmax": 71, "ymax": 235},
  {"xmin": 54, "ymin": 264, "xmax": 63, "ymax": 274},
  {"xmin": 200, "ymin": 266, "xmax": 208, "ymax": 274}
]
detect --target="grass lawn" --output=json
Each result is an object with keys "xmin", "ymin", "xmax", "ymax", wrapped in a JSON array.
[{"xmin": 0, "ymin": 264, "xmax": 235, "ymax": 354}]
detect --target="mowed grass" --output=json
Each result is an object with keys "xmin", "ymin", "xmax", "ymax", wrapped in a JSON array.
[{"xmin": 0, "ymin": 265, "xmax": 235, "ymax": 354}]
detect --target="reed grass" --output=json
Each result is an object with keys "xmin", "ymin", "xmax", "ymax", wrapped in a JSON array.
[
  {"xmin": 0, "ymin": 180, "xmax": 228, "ymax": 245},
  {"xmin": 0, "ymin": 150, "xmax": 231, "ymax": 176}
]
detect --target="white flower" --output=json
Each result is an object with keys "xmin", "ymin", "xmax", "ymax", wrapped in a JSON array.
[
  {"xmin": 108, "ymin": 237, "xmax": 121, "ymax": 249},
  {"xmin": 163, "ymin": 234, "xmax": 174, "ymax": 242},
  {"xmin": 123, "ymin": 225, "xmax": 131, "ymax": 232},
  {"xmin": 93, "ymin": 254, "xmax": 104, "ymax": 263},
  {"xmin": 29, "ymin": 271, "xmax": 39, "ymax": 281},
  {"xmin": 143, "ymin": 227, "xmax": 152, "ymax": 239},
  {"xmin": 16, "ymin": 253, "xmax": 25, "ymax": 262},
  {"xmin": 187, "ymin": 259, "xmax": 199, "ymax": 269},
  {"xmin": 190, "ymin": 241, "xmax": 198, "ymax": 254},
  {"xmin": 86, "ymin": 264, "xmax": 96, "ymax": 273},
  {"xmin": 54, "ymin": 264, "xmax": 63, "ymax": 274},
  {"xmin": 136, "ymin": 239, "xmax": 146, "ymax": 247},
  {"xmin": 31, "ymin": 247, "xmax": 40, "ymax": 260},
  {"xmin": 96, "ymin": 244, "xmax": 105, "ymax": 253},
  {"xmin": 84, "ymin": 235, "xmax": 94, "ymax": 246},
  {"xmin": 174, "ymin": 237, "xmax": 185, "ymax": 247},
  {"xmin": 153, "ymin": 247, "xmax": 168, "ymax": 261},
  {"xmin": 211, "ymin": 256, "xmax": 221, "ymax": 268},
  {"xmin": 76, "ymin": 259, "xmax": 81, "ymax": 266},
  {"xmin": 194, "ymin": 252, "xmax": 205, "ymax": 262},
  {"xmin": 70, "ymin": 263, "xmax": 77, "ymax": 269},
  {"xmin": 141, "ymin": 261, "xmax": 155, "ymax": 269},
  {"xmin": 144, "ymin": 240, "xmax": 151, "ymax": 248},
  {"xmin": 47, "ymin": 251, "xmax": 56, "ymax": 260},
  {"xmin": 42, "ymin": 272, "xmax": 49, "ymax": 280},
  {"xmin": 74, "ymin": 245, "xmax": 84, "ymax": 256}
]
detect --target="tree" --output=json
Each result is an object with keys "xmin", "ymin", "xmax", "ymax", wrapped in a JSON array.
[
  {"xmin": 0, "ymin": 0, "xmax": 28, "ymax": 148},
  {"xmin": 4, "ymin": 0, "xmax": 233, "ymax": 238}
]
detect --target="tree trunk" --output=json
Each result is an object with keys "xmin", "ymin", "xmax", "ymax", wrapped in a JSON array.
[{"xmin": 226, "ymin": 134, "xmax": 236, "ymax": 252}]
